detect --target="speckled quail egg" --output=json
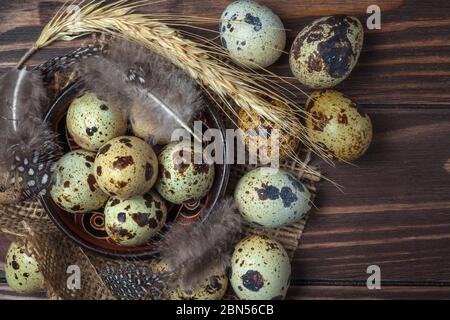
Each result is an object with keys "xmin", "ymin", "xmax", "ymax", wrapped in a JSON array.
[
  {"xmin": 51, "ymin": 150, "xmax": 108, "ymax": 213},
  {"xmin": 305, "ymin": 90, "xmax": 372, "ymax": 162},
  {"xmin": 151, "ymin": 259, "xmax": 228, "ymax": 300},
  {"xmin": 67, "ymin": 92, "xmax": 127, "ymax": 151},
  {"xmin": 231, "ymin": 235, "xmax": 291, "ymax": 300},
  {"xmin": 219, "ymin": 0, "xmax": 286, "ymax": 68},
  {"xmin": 94, "ymin": 136, "xmax": 159, "ymax": 199},
  {"xmin": 234, "ymin": 167, "xmax": 311, "ymax": 228},
  {"xmin": 238, "ymin": 105, "xmax": 300, "ymax": 162},
  {"xmin": 5, "ymin": 241, "xmax": 44, "ymax": 293},
  {"xmin": 156, "ymin": 142, "xmax": 215, "ymax": 205},
  {"xmin": 0, "ymin": 165, "xmax": 21, "ymax": 204},
  {"xmin": 289, "ymin": 15, "xmax": 364, "ymax": 89},
  {"xmin": 104, "ymin": 192, "xmax": 167, "ymax": 246}
]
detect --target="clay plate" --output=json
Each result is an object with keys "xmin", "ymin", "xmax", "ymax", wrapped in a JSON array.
[{"xmin": 42, "ymin": 81, "xmax": 229, "ymax": 258}]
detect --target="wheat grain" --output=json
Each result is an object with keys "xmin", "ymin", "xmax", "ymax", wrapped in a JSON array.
[{"xmin": 25, "ymin": 0, "xmax": 333, "ymax": 179}]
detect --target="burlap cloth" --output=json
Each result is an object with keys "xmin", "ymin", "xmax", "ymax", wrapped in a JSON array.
[{"xmin": 0, "ymin": 40, "xmax": 320, "ymax": 300}]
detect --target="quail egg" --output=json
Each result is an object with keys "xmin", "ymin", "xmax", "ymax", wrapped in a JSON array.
[
  {"xmin": 234, "ymin": 167, "xmax": 311, "ymax": 228},
  {"xmin": 94, "ymin": 136, "xmax": 159, "ymax": 198},
  {"xmin": 51, "ymin": 150, "xmax": 108, "ymax": 213},
  {"xmin": 67, "ymin": 92, "xmax": 127, "ymax": 151},
  {"xmin": 5, "ymin": 241, "xmax": 44, "ymax": 293},
  {"xmin": 104, "ymin": 192, "xmax": 167, "ymax": 246},
  {"xmin": 151, "ymin": 259, "xmax": 228, "ymax": 300},
  {"xmin": 289, "ymin": 15, "xmax": 364, "ymax": 88},
  {"xmin": 220, "ymin": 0, "xmax": 286, "ymax": 68},
  {"xmin": 305, "ymin": 90, "xmax": 372, "ymax": 162},
  {"xmin": 156, "ymin": 142, "xmax": 215, "ymax": 205},
  {"xmin": 231, "ymin": 235, "xmax": 291, "ymax": 300},
  {"xmin": 238, "ymin": 105, "xmax": 300, "ymax": 162}
]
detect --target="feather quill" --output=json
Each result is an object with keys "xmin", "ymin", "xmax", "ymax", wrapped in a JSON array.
[
  {"xmin": 78, "ymin": 39, "xmax": 205, "ymax": 145},
  {"xmin": 159, "ymin": 198, "xmax": 244, "ymax": 289},
  {"xmin": 0, "ymin": 68, "xmax": 60, "ymax": 199}
]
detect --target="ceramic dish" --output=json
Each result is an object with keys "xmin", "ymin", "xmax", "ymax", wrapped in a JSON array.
[{"xmin": 42, "ymin": 81, "xmax": 229, "ymax": 258}]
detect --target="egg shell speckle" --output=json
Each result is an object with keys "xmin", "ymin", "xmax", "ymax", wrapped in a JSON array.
[
  {"xmin": 305, "ymin": 90, "xmax": 372, "ymax": 162},
  {"xmin": 156, "ymin": 142, "xmax": 215, "ymax": 205},
  {"xmin": 67, "ymin": 92, "xmax": 127, "ymax": 151},
  {"xmin": 104, "ymin": 191, "xmax": 167, "ymax": 246},
  {"xmin": 51, "ymin": 150, "xmax": 108, "ymax": 214},
  {"xmin": 289, "ymin": 15, "xmax": 364, "ymax": 89},
  {"xmin": 234, "ymin": 167, "xmax": 312, "ymax": 228},
  {"xmin": 94, "ymin": 136, "xmax": 159, "ymax": 199},
  {"xmin": 5, "ymin": 241, "xmax": 44, "ymax": 294},
  {"xmin": 230, "ymin": 235, "xmax": 291, "ymax": 300},
  {"xmin": 151, "ymin": 259, "xmax": 228, "ymax": 300},
  {"xmin": 220, "ymin": 0, "xmax": 286, "ymax": 68}
]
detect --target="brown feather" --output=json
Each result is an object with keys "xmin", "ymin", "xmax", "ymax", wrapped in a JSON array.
[
  {"xmin": 0, "ymin": 68, "xmax": 60, "ymax": 198},
  {"xmin": 0, "ymin": 69, "xmax": 46, "ymax": 159},
  {"xmin": 159, "ymin": 198, "xmax": 244, "ymax": 289},
  {"xmin": 78, "ymin": 39, "xmax": 205, "ymax": 145}
]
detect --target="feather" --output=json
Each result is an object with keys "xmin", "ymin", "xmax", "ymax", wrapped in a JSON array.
[
  {"xmin": 78, "ymin": 39, "xmax": 205, "ymax": 145},
  {"xmin": 159, "ymin": 198, "xmax": 244, "ymax": 289},
  {"xmin": 0, "ymin": 68, "xmax": 60, "ymax": 199},
  {"xmin": 100, "ymin": 262, "xmax": 173, "ymax": 300}
]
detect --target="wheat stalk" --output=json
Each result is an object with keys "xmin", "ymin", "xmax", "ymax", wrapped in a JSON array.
[{"xmin": 23, "ymin": 0, "xmax": 334, "ymax": 180}]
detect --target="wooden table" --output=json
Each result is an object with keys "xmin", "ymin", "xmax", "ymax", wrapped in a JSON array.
[{"xmin": 1, "ymin": 0, "xmax": 450, "ymax": 300}]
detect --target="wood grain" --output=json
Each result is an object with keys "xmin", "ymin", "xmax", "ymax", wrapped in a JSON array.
[
  {"xmin": 1, "ymin": 0, "xmax": 450, "ymax": 299},
  {"xmin": 0, "ymin": 0, "xmax": 449, "ymax": 104},
  {"xmin": 288, "ymin": 285, "xmax": 450, "ymax": 300},
  {"xmin": 0, "ymin": 284, "xmax": 47, "ymax": 300},
  {"xmin": 294, "ymin": 107, "xmax": 450, "ymax": 283}
]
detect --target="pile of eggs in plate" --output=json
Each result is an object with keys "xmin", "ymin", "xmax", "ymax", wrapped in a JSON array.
[{"xmin": 49, "ymin": 92, "xmax": 215, "ymax": 247}]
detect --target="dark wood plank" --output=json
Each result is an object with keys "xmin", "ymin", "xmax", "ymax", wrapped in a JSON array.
[
  {"xmin": 0, "ymin": 284, "xmax": 47, "ymax": 300},
  {"xmin": 1, "ymin": 0, "xmax": 450, "ymax": 104},
  {"xmin": 294, "ymin": 107, "xmax": 450, "ymax": 282},
  {"xmin": 288, "ymin": 285, "xmax": 450, "ymax": 300}
]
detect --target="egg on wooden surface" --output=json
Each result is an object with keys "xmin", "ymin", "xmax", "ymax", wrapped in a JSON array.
[
  {"xmin": 156, "ymin": 142, "xmax": 215, "ymax": 205},
  {"xmin": 67, "ymin": 92, "xmax": 127, "ymax": 151},
  {"xmin": 50, "ymin": 150, "xmax": 108, "ymax": 214},
  {"xmin": 104, "ymin": 192, "xmax": 167, "ymax": 246},
  {"xmin": 151, "ymin": 259, "xmax": 228, "ymax": 300},
  {"xmin": 5, "ymin": 241, "xmax": 44, "ymax": 293},
  {"xmin": 230, "ymin": 235, "xmax": 291, "ymax": 300},
  {"xmin": 305, "ymin": 90, "xmax": 372, "ymax": 162},
  {"xmin": 238, "ymin": 105, "xmax": 300, "ymax": 162},
  {"xmin": 94, "ymin": 136, "xmax": 159, "ymax": 199},
  {"xmin": 234, "ymin": 167, "xmax": 311, "ymax": 228},
  {"xmin": 289, "ymin": 15, "xmax": 364, "ymax": 89},
  {"xmin": 219, "ymin": 0, "xmax": 286, "ymax": 68}
]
